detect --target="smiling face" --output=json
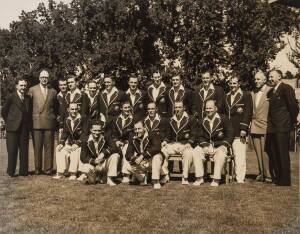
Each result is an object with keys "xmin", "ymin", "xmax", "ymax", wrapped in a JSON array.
[
  {"xmin": 254, "ymin": 72, "xmax": 266, "ymax": 89},
  {"xmin": 152, "ymin": 72, "xmax": 162, "ymax": 87},
  {"xmin": 68, "ymin": 103, "xmax": 79, "ymax": 118},
  {"xmin": 268, "ymin": 70, "xmax": 281, "ymax": 87},
  {"xmin": 229, "ymin": 77, "xmax": 240, "ymax": 94},
  {"xmin": 128, "ymin": 77, "xmax": 138, "ymax": 92},
  {"xmin": 16, "ymin": 80, "xmax": 27, "ymax": 95},
  {"xmin": 58, "ymin": 80, "xmax": 68, "ymax": 93},
  {"xmin": 104, "ymin": 77, "xmax": 114, "ymax": 92},
  {"xmin": 171, "ymin": 75, "xmax": 182, "ymax": 89},
  {"xmin": 67, "ymin": 77, "xmax": 77, "ymax": 91},
  {"xmin": 201, "ymin": 72, "xmax": 212, "ymax": 88},
  {"xmin": 205, "ymin": 100, "xmax": 217, "ymax": 119},
  {"xmin": 134, "ymin": 121, "xmax": 145, "ymax": 138},
  {"xmin": 121, "ymin": 102, "xmax": 132, "ymax": 117},
  {"xmin": 39, "ymin": 70, "xmax": 49, "ymax": 87},
  {"xmin": 147, "ymin": 102, "xmax": 157, "ymax": 118},
  {"xmin": 88, "ymin": 81, "xmax": 97, "ymax": 97},
  {"xmin": 174, "ymin": 102, "xmax": 184, "ymax": 119},
  {"xmin": 90, "ymin": 124, "xmax": 102, "ymax": 140}
]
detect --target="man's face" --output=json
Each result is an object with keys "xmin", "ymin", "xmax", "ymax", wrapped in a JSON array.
[
  {"xmin": 152, "ymin": 72, "xmax": 162, "ymax": 87},
  {"xmin": 68, "ymin": 103, "xmax": 78, "ymax": 118},
  {"xmin": 128, "ymin": 77, "xmax": 138, "ymax": 92},
  {"xmin": 67, "ymin": 78, "xmax": 76, "ymax": 91},
  {"xmin": 39, "ymin": 71, "xmax": 49, "ymax": 86},
  {"xmin": 174, "ymin": 102, "xmax": 184, "ymax": 118},
  {"xmin": 268, "ymin": 71, "xmax": 281, "ymax": 87},
  {"xmin": 58, "ymin": 81, "xmax": 67, "ymax": 93},
  {"xmin": 134, "ymin": 122, "xmax": 145, "ymax": 138},
  {"xmin": 147, "ymin": 103, "xmax": 157, "ymax": 118},
  {"xmin": 90, "ymin": 125, "xmax": 102, "ymax": 140},
  {"xmin": 88, "ymin": 82, "xmax": 97, "ymax": 97},
  {"xmin": 16, "ymin": 80, "xmax": 27, "ymax": 95},
  {"xmin": 254, "ymin": 73, "xmax": 266, "ymax": 89},
  {"xmin": 104, "ymin": 77, "xmax": 114, "ymax": 91},
  {"xmin": 202, "ymin": 72, "xmax": 212, "ymax": 87},
  {"xmin": 121, "ymin": 103, "xmax": 131, "ymax": 117},
  {"xmin": 171, "ymin": 75, "xmax": 182, "ymax": 88},
  {"xmin": 229, "ymin": 77, "xmax": 240, "ymax": 94},
  {"xmin": 205, "ymin": 100, "xmax": 217, "ymax": 119}
]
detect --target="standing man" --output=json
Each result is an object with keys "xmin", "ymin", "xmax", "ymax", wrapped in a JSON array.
[
  {"xmin": 65, "ymin": 75, "xmax": 82, "ymax": 110},
  {"xmin": 28, "ymin": 70, "xmax": 58, "ymax": 175},
  {"xmin": 2, "ymin": 78, "xmax": 31, "ymax": 177},
  {"xmin": 224, "ymin": 76, "xmax": 252, "ymax": 183},
  {"xmin": 250, "ymin": 71, "xmax": 272, "ymax": 182},
  {"xmin": 146, "ymin": 69, "xmax": 168, "ymax": 117},
  {"xmin": 166, "ymin": 70, "xmax": 194, "ymax": 116},
  {"xmin": 266, "ymin": 70, "xmax": 299, "ymax": 186},
  {"xmin": 125, "ymin": 73, "xmax": 147, "ymax": 121},
  {"xmin": 57, "ymin": 78, "xmax": 68, "ymax": 141},
  {"xmin": 193, "ymin": 72, "xmax": 225, "ymax": 120}
]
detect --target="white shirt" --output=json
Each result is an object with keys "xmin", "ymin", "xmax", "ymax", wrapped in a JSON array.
[
  {"xmin": 119, "ymin": 114, "xmax": 133, "ymax": 128},
  {"xmin": 103, "ymin": 87, "xmax": 118, "ymax": 104},
  {"xmin": 17, "ymin": 90, "xmax": 24, "ymax": 101},
  {"xmin": 255, "ymin": 85, "xmax": 266, "ymax": 108},
  {"xmin": 170, "ymin": 85, "xmax": 184, "ymax": 100},
  {"xmin": 146, "ymin": 114, "xmax": 160, "ymax": 128},
  {"xmin": 274, "ymin": 82, "xmax": 281, "ymax": 92},
  {"xmin": 200, "ymin": 84, "xmax": 214, "ymax": 100},
  {"xmin": 67, "ymin": 114, "xmax": 81, "ymax": 130},
  {"xmin": 150, "ymin": 82, "xmax": 166, "ymax": 101},
  {"xmin": 126, "ymin": 89, "xmax": 141, "ymax": 105},
  {"xmin": 230, "ymin": 88, "xmax": 242, "ymax": 105},
  {"xmin": 68, "ymin": 88, "xmax": 81, "ymax": 102},
  {"xmin": 204, "ymin": 113, "xmax": 220, "ymax": 131},
  {"xmin": 172, "ymin": 112, "xmax": 188, "ymax": 128}
]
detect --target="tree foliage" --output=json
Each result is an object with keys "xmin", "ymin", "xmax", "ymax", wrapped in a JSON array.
[{"xmin": 0, "ymin": 0, "xmax": 299, "ymax": 101}]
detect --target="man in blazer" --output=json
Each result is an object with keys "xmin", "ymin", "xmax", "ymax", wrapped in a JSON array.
[
  {"xmin": 266, "ymin": 70, "xmax": 299, "ymax": 186},
  {"xmin": 28, "ymin": 70, "xmax": 58, "ymax": 175},
  {"xmin": 166, "ymin": 71, "xmax": 194, "ymax": 117},
  {"xmin": 125, "ymin": 74, "xmax": 147, "ymax": 121},
  {"xmin": 1, "ymin": 78, "xmax": 31, "ymax": 177},
  {"xmin": 250, "ymin": 71, "xmax": 272, "ymax": 182},
  {"xmin": 195, "ymin": 99, "xmax": 234, "ymax": 186},
  {"xmin": 57, "ymin": 78, "xmax": 68, "ymax": 141},
  {"xmin": 146, "ymin": 70, "xmax": 168, "ymax": 117},
  {"xmin": 224, "ymin": 76, "xmax": 253, "ymax": 183},
  {"xmin": 161, "ymin": 101, "xmax": 200, "ymax": 185},
  {"xmin": 65, "ymin": 75, "xmax": 82, "ymax": 110},
  {"xmin": 193, "ymin": 72, "xmax": 225, "ymax": 120}
]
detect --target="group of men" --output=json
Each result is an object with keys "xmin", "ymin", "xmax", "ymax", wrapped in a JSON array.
[{"xmin": 2, "ymin": 68, "xmax": 299, "ymax": 189}]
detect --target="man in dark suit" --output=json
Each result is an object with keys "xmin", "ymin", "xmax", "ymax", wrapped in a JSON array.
[
  {"xmin": 57, "ymin": 78, "xmax": 68, "ymax": 141},
  {"xmin": 145, "ymin": 70, "xmax": 168, "ymax": 117},
  {"xmin": 2, "ymin": 78, "xmax": 31, "ymax": 177},
  {"xmin": 193, "ymin": 72, "xmax": 225, "ymax": 120},
  {"xmin": 28, "ymin": 70, "xmax": 58, "ymax": 175},
  {"xmin": 266, "ymin": 69, "xmax": 299, "ymax": 186},
  {"xmin": 65, "ymin": 75, "xmax": 82, "ymax": 110},
  {"xmin": 125, "ymin": 74, "xmax": 147, "ymax": 121},
  {"xmin": 166, "ymin": 70, "xmax": 194, "ymax": 116}
]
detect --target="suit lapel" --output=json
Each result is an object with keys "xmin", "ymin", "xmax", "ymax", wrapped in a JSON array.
[
  {"xmin": 116, "ymin": 116, "xmax": 123, "ymax": 134},
  {"xmin": 98, "ymin": 137, "xmax": 105, "ymax": 153},
  {"xmin": 14, "ymin": 92, "xmax": 23, "ymax": 110},
  {"xmin": 206, "ymin": 88, "xmax": 214, "ymax": 100},
  {"xmin": 109, "ymin": 90, "xmax": 118, "ymax": 106},
  {"xmin": 123, "ymin": 117, "xmax": 133, "ymax": 129},
  {"xmin": 231, "ymin": 92, "xmax": 242, "ymax": 108},
  {"xmin": 87, "ymin": 140, "xmax": 97, "ymax": 157},
  {"xmin": 176, "ymin": 88, "xmax": 185, "ymax": 101},
  {"xmin": 203, "ymin": 119, "xmax": 211, "ymax": 135},
  {"xmin": 133, "ymin": 91, "xmax": 142, "ymax": 106},
  {"xmin": 211, "ymin": 117, "xmax": 221, "ymax": 134},
  {"xmin": 142, "ymin": 137, "xmax": 149, "ymax": 152},
  {"xmin": 147, "ymin": 86, "xmax": 154, "ymax": 102},
  {"xmin": 151, "ymin": 119, "xmax": 160, "ymax": 131},
  {"xmin": 144, "ymin": 119, "xmax": 151, "ymax": 132},
  {"xmin": 170, "ymin": 118, "xmax": 179, "ymax": 133},
  {"xmin": 101, "ymin": 92, "xmax": 108, "ymax": 108},
  {"xmin": 169, "ymin": 89, "xmax": 175, "ymax": 105},
  {"xmin": 178, "ymin": 116, "xmax": 188, "ymax": 133}
]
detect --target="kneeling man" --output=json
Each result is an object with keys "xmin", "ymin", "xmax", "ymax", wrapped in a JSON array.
[
  {"xmin": 53, "ymin": 102, "xmax": 83, "ymax": 180},
  {"xmin": 80, "ymin": 120, "xmax": 120, "ymax": 186},
  {"xmin": 195, "ymin": 99, "xmax": 234, "ymax": 186},
  {"xmin": 125, "ymin": 120, "xmax": 164, "ymax": 189}
]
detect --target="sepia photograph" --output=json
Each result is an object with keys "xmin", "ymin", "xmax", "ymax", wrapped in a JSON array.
[{"xmin": 0, "ymin": 0, "xmax": 299, "ymax": 233}]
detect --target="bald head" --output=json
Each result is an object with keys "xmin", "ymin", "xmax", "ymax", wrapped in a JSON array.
[{"xmin": 39, "ymin": 70, "xmax": 49, "ymax": 87}]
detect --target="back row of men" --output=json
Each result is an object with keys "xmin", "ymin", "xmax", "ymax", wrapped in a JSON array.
[{"xmin": 2, "ymin": 68, "xmax": 299, "ymax": 189}]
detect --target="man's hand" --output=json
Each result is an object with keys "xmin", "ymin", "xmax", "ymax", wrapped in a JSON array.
[
  {"xmin": 57, "ymin": 144, "xmax": 64, "ymax": 152},
  {"xmin": 116, "ymin": 141, "xmax": 124, "ymax": 148},
  {"xmin": 94, "ymin": 157, "xmax": 101, "ymax": 165},
  {"xmin": 134, "ymin": 155, "xmax": 144, "ymax": 165}
]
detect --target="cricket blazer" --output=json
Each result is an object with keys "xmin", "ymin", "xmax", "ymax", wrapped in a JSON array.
[
  {"xmin": 80, "ymin": 135, "xmax": 117, "ymax": 166},
  {"xmin": 125, "ymin": 132, "xmax": 162, "ymax": 161},
  {"xmin": 197, "ymin": 113, "xmax": 235, "ymax": 149},
  {"xmin": 224, "ymin": 89, "xmax": 253, "ymax": 137},
  {"xmin": 125, "ymin": 89, "xmax": 147, "ymax": 121},
  {"xmin": 144, "ymin": 115, "xmax": 170, "ymax": 142},
  {"xmin": 59, "ymin": 115, "xmax": 83, "ymax": 146},
  {"xmin": 146, "ymin": 83, "xmax": 169, "ymax": 117}
]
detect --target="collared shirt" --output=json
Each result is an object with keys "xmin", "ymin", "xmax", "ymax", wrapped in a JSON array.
[
  {"xmin": 88, "ymin": 134, "xmax": 104, "ymax": 152},
  {"xmin": 133, "ymin": 132, "xmax": 149, "ymax": 153},
  {"xmin": 274, "ymin": 82, "xmax": 281, "ymax": 92},
  {"xmin": 57, "ymin": 91, "xmax": 65, "ymax": 99},
  {"xmin": 68, "ymin": 88, "xmax": 81, "ymax": 102},
  {"xmin": 230, "ymin": 88, "xmax": 243, "ymax": 104},
  {"xmin": 126, "ymin": 89, "xmax": 141, "ymax": 105},
  {"xmin": 119, "ymin": 113, "xmax": 133, "ymax": 128},
  {"xmin": 204, "ymin": 113, "xmax": 220, "ymax": 131},
  {"xmin": 145, "ymin": 114, "xmax": 160, "ymax": 128},
  {"xmin": 40, "ymin": 84, "xmax": 48, "ymax": 100},
  {"xmin": 87, "ymin": 92, "xmax": 96, "ymax": 105},
  {"xmin": 67, "ymin": 114, "xmax": 81, "ymax": 130},
  {"xmin": 255, "ymin": 84, "xmax": 266, "ymax": 108},
  {"xmin": 200, "ymin": 83, "xmax": 214, "ymax": 100},
  {"xmin": 170, "ymin": 85, "xmax": 184, "ymax": 100},
  {"xmin": 17, "ymin": 90, "xmax": 24, "ymax": 101},
  {"xmin": 172, "ymin": 111, "xmax": 188, "ymax": 128},
  {"xmin": 103, "ymin": 87, "xmax": 118, "ymax": 104},
  {"xmin": 150, "ymin": 82, "xmax": 166, "ymax": 101}
]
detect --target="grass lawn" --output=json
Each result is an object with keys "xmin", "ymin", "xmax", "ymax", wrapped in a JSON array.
[{"xmin": 0, "ymin": 139, "xmax": 299, "ymax": 234}]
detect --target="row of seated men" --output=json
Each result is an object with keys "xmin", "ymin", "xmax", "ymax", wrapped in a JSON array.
[{"xmin": 53, "ymin": 69, "xmax": 252, "ymax": 189}]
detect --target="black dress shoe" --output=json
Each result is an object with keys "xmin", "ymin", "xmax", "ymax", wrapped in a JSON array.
[
  {"xmin": 255, "ymin": 174, "xmax": 263, "ymax": 182},
  {"xmin": 264, "ymin": 177, "xmax": 273, "ymax": 183}
]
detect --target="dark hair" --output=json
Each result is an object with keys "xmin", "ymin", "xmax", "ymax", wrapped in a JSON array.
[
  {"xmin": 15, "ymin": 77, "xmax": 28, "ymax": 85},
  {"xmin": 134, "ymin": 119, "xmax": 145, "ymax": 127},
  {"xmin": 87, "ymin": 80, "xmax": 97, "ymax": 86},
  {"xmin": 58, "ymin": 78, "xmax": 67, "ymax": 83},
  {"xmin": 90, "ymin": 119, "xmax": 104, "ymax": 128},
  {"xmin": 129, "ymin": 73, "xmax": 138, "ymax": 80},
  {"xmin": 170, "ymin": 67, "xmax": 182, "ymax": 78},
  {"xmin": 204, "ymin": 98, "xmax": 217, "ymax": 107},
  {"xmin": 68, "ymin": 102, "xmax": 79, "ymax": 108},
  {"xmin": 270, "ymin": 69, "xmax": 283, "ymax": 79},
  {"xmin": 67, "ymin": 75, "xmax": 77, "ymax": 82}
]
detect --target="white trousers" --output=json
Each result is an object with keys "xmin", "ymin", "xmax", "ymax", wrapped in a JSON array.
[
  {"xmin": 55, "ymin": 145, "xmax": 81, "ymax": 174},
  {"xmin": 161, "ymin": 142, "xmax": 202, "ymax": 179},
  {"xmin": 232, "ymin": 138, "xmax": 247, "ymax": 182},
  {"xmin": 194, "ymin": 146, "xmax": 227, "ymax": 180},
  {"xmin": 80, "ymin": 153, "xmax": 120, "ymax": 177},
  {"xmin": 122, "ymin": 153, "xmax": 163, "ymax": 180}
]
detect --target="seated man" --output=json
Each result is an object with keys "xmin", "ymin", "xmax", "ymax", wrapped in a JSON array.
[
  {"xmin": 124, "ymin": 120, "xmax": 164, "ymax": 189},
  {"xmin": 161, "ymin": 101, "xmax": 200, "ymax": 185},
  {"xmin": 195, "ymin": 99, "xmax": 234, "ymax": 186},
  {"xmin": 79, "ymin": 120, "xmax": 120, "ymax": 186},
  {"xmin": 53, "ymin": 102, "xmax": 83, "ymax": 180}
]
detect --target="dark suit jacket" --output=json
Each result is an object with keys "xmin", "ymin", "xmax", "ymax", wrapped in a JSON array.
[
  {"xmin": 193, "ymin": 85, "xmax": 225, "ymax": 119},
  {"xmin": 144, "ymin": 115, "xmax": 169, "ymax": 142},
  {"xmin": 224, "ymin": 90, "xmax": 253, "ymax": 137},
  {"xmin": 57, "ymin": 92, "xmax": 68, "ymax": 129},
  {"xmin": 125, "ymin": 133, "xmax": 162, "ymax": 161},
  {"xmin": 167, "ymin": 113, "xmax": 198, "ymax": 146},
  {"xmin": 81, "ymin": 93, "xmax": 101, "ymax": 122},
  {"xmin": 111, "ymin": 115, "xmax": 134, "ymax": 143},
  {"xmin": 80, "ymin": 135, "xmax": 117, "ymax": 166},
  {"xmin": 267, "ymin": 82, "xmax": 299, "ymax": 133},
  {"xmin": 59, "ymin": 116, "xmax": 83, "ymax": 146},
  {"xmin": 145, "ymin": 83, "xmax": 168, "ymax": 117},
  {"xmin": 125, "ymin": 89, "xmax": 147, "ymax": 121},
  {"xmin": 166, "ymin": 87, "xmax": 194, "ymax": 116},
  {"xmin": 198, "ymin": 114, "xmax": 234, "ymax": 149},
  {"xmin": 64, "ymin": 89, "xmax": 83, "ymax": 109},
  {"xmin": 28, "ymin": 84, "xmax": 58, "ymax": 129},
  {"xmin": 1, "ymin": 92, "xmax": 31, "ymax": 131}
]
